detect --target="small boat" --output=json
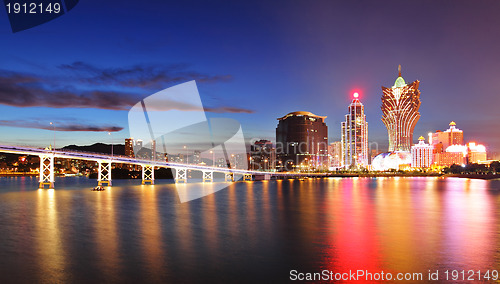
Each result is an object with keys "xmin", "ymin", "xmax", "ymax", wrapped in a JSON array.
[{"xmin": 92, "ymin": 186, "xmax": 105, "ymax": 191}]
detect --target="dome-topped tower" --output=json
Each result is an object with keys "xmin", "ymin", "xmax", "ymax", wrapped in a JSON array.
[{"xmin": 381, "ymin": 65, "xmax": 421, "ymax": 152}]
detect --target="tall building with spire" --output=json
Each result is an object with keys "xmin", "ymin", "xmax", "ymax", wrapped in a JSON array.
[
  {"xmin": 341, "ymin": 92, "xmax": 368, "ymax": 168},
  {"xmin": 381, "ymin": 65, "xmax": 421, "ymax": 152}
]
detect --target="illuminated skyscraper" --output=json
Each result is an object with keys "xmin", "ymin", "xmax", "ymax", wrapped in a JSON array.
[
  {"xmin": 341, "ymin": 92, "xmax": 368, "ymax": 168},
  {"xmin": 276, "ymin": 111, "xmax": 328, "ymax": 171},
  {"xmin": 381, "ymin": 65, "xmax": 421, "ymax": 152}
]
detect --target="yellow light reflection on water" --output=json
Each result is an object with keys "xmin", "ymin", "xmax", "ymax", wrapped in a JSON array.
[
  {"xmin": 139, "ymin": 185, "xmax": 165, "ymax": 282},
  {"xmin": 93, "ymin": 186, "xmax": 120, "ymax": 282},
  {"xmin": 35, "ymin": 188, "xmax": 68, "ymax": 282},
  {"xmin": 201, "ymin": 184, "xmax": 220, "ymax": 254}
]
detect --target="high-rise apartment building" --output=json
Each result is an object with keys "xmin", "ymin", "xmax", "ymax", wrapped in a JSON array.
[
  {"xmin": 341, "ymin": 92, "xmax": 368, "ymax": 168},
  {"xmin": 276, "ymin": 111, "xmax": 328, "ymax": 171},
  {"xmin": 411, "ymin": 136, "xmax": 434, "ymax": 168},
  {"xmin": 381, "ymin": 65, "xmax": 421, "ymax": 152},
  {"xmin": 125, "ymin": 138, "xmax": 134, "ymax": 157}
]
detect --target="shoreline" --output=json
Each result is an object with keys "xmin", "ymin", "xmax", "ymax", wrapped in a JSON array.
[
  {"xmin": 1, "ymin": 173, "xmax": 498, "ymax": 180},
  {"xmin": 441, "ymin": 173, "xmax": 500, "ymax": 180}
]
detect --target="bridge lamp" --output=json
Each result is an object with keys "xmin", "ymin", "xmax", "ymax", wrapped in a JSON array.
[
  {"xmin": 49, "ymin": 122, "xmax": 55, "ymax": 150},
  {"xmin": 108, "ymin": 132, "xmax": 113, "ymax": 159},
  {"xmin": 210, "ymin": 150, "xmax": 214, "ymax": 167},
  {"xmin": 183, "ymin": 145, "xmax": 188, "ymax": 164}
]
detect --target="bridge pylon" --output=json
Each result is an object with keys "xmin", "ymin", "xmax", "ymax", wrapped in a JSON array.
[
  {"xmin": 175, "ymin": 168, "xmax": 187, "ymax": 183},
  {"xmin": 142, "ymin": 165, "xmax": 155, "ymax": 185},
  {"xmin": 225, "ymin": 172, "xmax": 234, "ymax": 182},
  {"xmin": 98, "ymin": 161, "xmax": 112, "ymax": 186},
  {"xmin": 39, "ymin": 154, "xmax": 55, "ymax": 189},
  {"xmin": 202, "ymin": 171, "xmax": 213, "ymax": 183},
  {"xmin": 243, "ymin": 173, "xmax": 252, "ymax": 181}
]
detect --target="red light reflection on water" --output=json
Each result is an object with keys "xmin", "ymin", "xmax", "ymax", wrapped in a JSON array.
[
  {"xmin": 321, "ymin": 178, "xmax": 383, "ymax": 274},
  {"xmin": 319, "ymin": 177, "xmax": 499, "ymax": 278}
]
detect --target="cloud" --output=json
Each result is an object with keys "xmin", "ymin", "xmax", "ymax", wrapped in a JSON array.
[
  {"xmin": 59, "ymin": 61, "xmax": 233, "ymax": 88},
  {"xmin": 0, "ymin": 119, "xmax": 123, "ymax": 132},
  {"xmin": 141, "ymin": 96, "xmax": 255, "ymax": 113},
  {"xmin": 0, "ymin": 71, "xmax": 139, "ymax": 110},
  {"xmin": 205, "ymin": 106, "xmax": 254, "ymax": 113},
  {"xmin": 0, "ymin": 67, "xmax": 253, "ymax": 113}
]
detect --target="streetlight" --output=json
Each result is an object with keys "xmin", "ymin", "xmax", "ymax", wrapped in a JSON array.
[
  {"xmin": 264, "ymin": 159, "xmax": 268, "ymax": 171},
  {"xmin": 210, "ymin": 150, "xmax": 215, "ymax": 167},
  {"xmin": 249, "ymin": 156, "xmax": 253, "ymax": 171},
  {"xmin": 49, "ymin": 122, "xmax": 55, "ymax": 150},
  {"xmin": 183, "ymin": 145, "xmax": 188, "ymax": 164},
  {"xmin": 108, "ymin": 132, "xmax": 113, "ymax": 159}
]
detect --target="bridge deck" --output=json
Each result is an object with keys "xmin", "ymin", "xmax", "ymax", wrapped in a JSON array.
[{"xmin": 0, "ymin": 145, "xmax": 326, "ymax": 177}]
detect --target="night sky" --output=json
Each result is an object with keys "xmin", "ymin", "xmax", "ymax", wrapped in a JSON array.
[{"xmin": 1, "ymin": 0, "xmax": 499, "ymax": 156}]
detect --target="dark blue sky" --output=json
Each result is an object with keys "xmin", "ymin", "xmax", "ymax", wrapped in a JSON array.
[{"xmin": 1, "ymin": 0, "xmax": 499, "ymax": 155}]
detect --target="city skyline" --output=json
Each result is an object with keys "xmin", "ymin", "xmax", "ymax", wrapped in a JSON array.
[
  {"xmin": 1, "ymin": 1, "xmax": 499, "ymax": 157},
  {"xmin": 2, "ymin": 2, "xmax": 500, "ymax": 283}
]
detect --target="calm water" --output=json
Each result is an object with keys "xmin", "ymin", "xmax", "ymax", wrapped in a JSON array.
[{"xmin": 0, "ymin": 176, "xmax": 500, "ymax": 283}]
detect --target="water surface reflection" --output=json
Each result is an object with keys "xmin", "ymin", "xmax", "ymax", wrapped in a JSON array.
[{"xmin": 0, "ymin": 177, "xmax": 499, "ymax": 282}]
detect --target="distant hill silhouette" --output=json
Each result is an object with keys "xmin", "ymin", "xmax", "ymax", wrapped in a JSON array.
[{"xmin": 63, "ymin": 143, "xmax": 125, "ymax": 155}]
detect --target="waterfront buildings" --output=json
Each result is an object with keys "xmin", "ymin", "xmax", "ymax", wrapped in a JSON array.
[
  {"xmin": 372, "ymin": 65, "xmax": 421, "ymax": 171},
  {"xmin": 434, "ymin": 145, "xmax": 467, "ymax": 166},
  {"xmin": 467, "ymin": 142, "xmax": 487, "ymax": 164},
  {"xmin": 341, "ymin": 92, "xmax": 369, "ymax": 169},
  {"xmin": 276, "ymin": 111, "xmax": 328, "ymax": 171},
  {"xmin": 251, "ymin": 140, "xmax": 276, "ymax": 171},
  {"xmin": 193, "ymin": 150, "xmax": 201, "ymax": 164},
  {"xmin": 125, "ymin": 138, "xmax": 134, "ymax": 157},
  {"xmin": 371, "ymin": 151, "xmax": 412, "ymax": 171},
  {"xmin": 430, "ymin": 121, "xmax": 464, "ymax": 150},
  {"xmin": 428, "ymin": 121, "xmax": 487, "ymax": 167},
  {"xmin": 411, "ymin": 136, "xmax": 434, "ymax": 168},
  {"xmin": 328, "ymin": 141, "xmax": 342, "ymax": 169},
  {"xmin": 381, "ymin": 65, "xmax": 421, "ymax": 152}
]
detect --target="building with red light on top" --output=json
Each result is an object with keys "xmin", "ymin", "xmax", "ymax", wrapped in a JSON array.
[{"xmin": 341, "ymin": 92, "xmax": 368, "ymax": 168}]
